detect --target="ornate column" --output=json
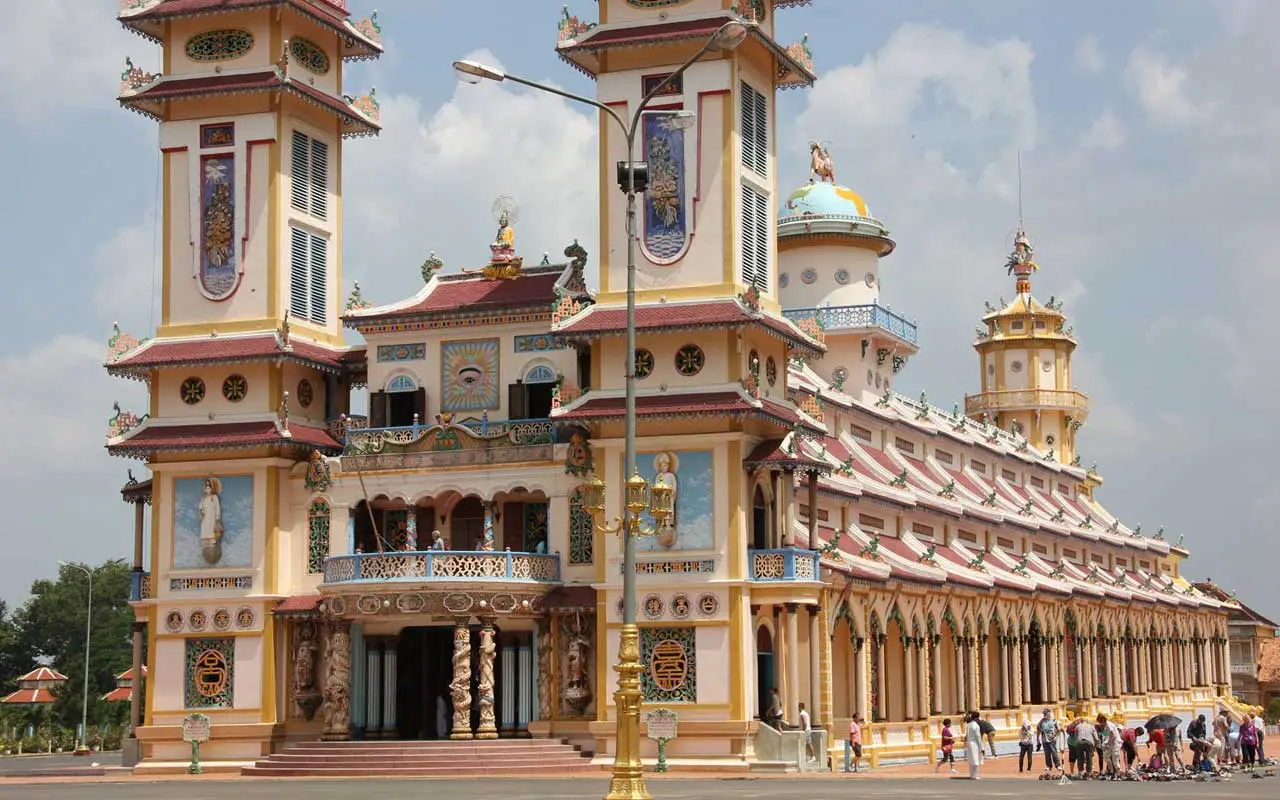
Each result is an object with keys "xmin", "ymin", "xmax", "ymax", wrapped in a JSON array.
[
  {"xmin": 806, "ymin": 469, "xmax": 819, "ymax": 549},
  {"xmin": 980, "ymin": 637, "xmax": 992, "ymax": 707},
  {"xmin": 536, "ymin": 618, "xmax": 552, "ymax": 721},
  {"xmin": 450, "ymin": 618, "xmax": 474, "ymax": 739},
  {"xmin": 808, "ymin": 607, "xmax": 821, "ymax": 724},
  {"xmin": 955, "ymin": 642, "xmax": 967, "ymax": 712},
  {"xmin": 876, "ymin": 634, "xmax": 888, "ymax": 721},
  {"xmin": 382, "ymin": 640, "xmax": 398, "ymax": 736},
  {"xmin": 321, "ymin": 620, "xmax": 352, "ymax": 740},
  {"xmin": 482, "ymin": 502, "xmax": 496, "ymax": 551},
  {"xmin": 366, "ymin": 640, "xmax": 383, "ymax": 736},
  {"xmin": 904, "ymin": 638, "xmax": 917, "ymax": 719},
  {"xmin": 999, "ymin": 638, "xmax": 1011, "ymax": 707},
  {"xmin": 1037, "ymin": 639, "xmax": 1048, "ymax": 702},
  {"xmin": 931, "ymin": 637, "xmax": 942, "ymax": 715},
  {"xmin": 476, "ymin": 617, "xmax": 499, "ymax": 739},
  {"xmin": 1104, "ymin": 641, "xmax": 1115, "ymax": 698},
  {"xmin": 785, "ymin": 604, "xmax": 801, "ymax": 724},
  {"xmin": 848, "ymin": 635, "xmax": 860, "ymax": 718},
  {"xmin": 1021, "ymin": 637, "xmax": 1032, "ymax": 705}
]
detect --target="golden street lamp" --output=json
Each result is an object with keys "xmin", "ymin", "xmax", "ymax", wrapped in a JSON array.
[{"xmin": 455, "ymin": 18, "xmax": 750, "ymax": 800}]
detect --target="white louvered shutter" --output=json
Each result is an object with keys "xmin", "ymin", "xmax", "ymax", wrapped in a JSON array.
[
  {"xmin": 740, "ymin": 81, "xmax": 768, "ymax": 178},
  {"xmin": 290, "ymin": 131, "xmax": 310, "ymax": 213},
  {"xmin": 309, "ymin": 138, "xmax": 328, "ymax": 220},
  {"xmin": 289, "ymin": 227, "xmax": 310, "ymax": 319},
  {"xmin": 740, "ymin": 184, "xmax": 769, "ymax": 290},
  {"xmin": 308, "ymin": 233, "xmax": 328, "ymax": 324}
]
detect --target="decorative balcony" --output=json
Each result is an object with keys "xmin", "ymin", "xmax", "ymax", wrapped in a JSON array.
[
  {"xmin": 964, "ymin": 388, "xmax": 1090, "ymax": 416},
  {"xmin": 1230, "ymin": 663, "xmax": 1256, "ymax": 676},
  {"xmin": 749, "ymin": 547, "xmax": 821, "ymax": 582},
  {"xmin": 130, "ymin": 570, "xmax": 151, "ymax": 602},
  {"xmin": 322, "ymin": 550, "xmax": 561, "ymax": 586},
  {"xmin": 784, "ymin": 304, "xmax": 918, "ymax": 345},
  {"xmin": 339, "ymin": 417, "xmax": 556, "ymax": 471}
]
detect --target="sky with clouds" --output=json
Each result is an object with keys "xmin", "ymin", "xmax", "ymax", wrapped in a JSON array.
[{"xmin": 1, "ymin": 1, "xmax": 1276, "ymax": 621}]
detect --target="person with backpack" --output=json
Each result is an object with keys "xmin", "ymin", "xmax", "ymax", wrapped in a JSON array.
[{"xmin": 1037, "ymin": 708, "xmax": 1062, "ymax": 776}]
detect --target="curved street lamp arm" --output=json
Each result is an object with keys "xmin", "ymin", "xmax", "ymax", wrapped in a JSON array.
[
  {"xmin": 628, "ymin": 20, "xmax": 743, "ymax": 133},
  {"xmin": 499, "ymin": 72, "xmax": 630, "ymax": 142}
]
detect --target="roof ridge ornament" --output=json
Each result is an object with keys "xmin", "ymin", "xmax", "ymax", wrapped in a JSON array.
[
  {"xmin": 1005, "ymin": 227, "xmax": 1039, "ymax": 295},
  {"xmin": 119, "ymin": 56, "xmax": 159, "ymax": 96},
  {"xmin": 421, "ymin": 251, "xmax": 444, "ymax": 283},
  {"xmin": 345, "ymin": 281, "xmax": 372, "ymax": 312}
]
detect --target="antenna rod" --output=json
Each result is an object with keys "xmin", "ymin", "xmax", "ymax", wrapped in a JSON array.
[{"xmin": 1017, "ymin": 150, "xmax": 1024, "ymax": 227}]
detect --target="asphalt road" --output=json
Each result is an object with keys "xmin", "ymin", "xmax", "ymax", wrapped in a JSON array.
[{"xmin": 0, "ymin": 777, "xmax": 1275, "ymax": 800}]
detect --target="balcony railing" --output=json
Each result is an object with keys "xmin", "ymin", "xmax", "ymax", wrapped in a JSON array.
[
  {"xmin": 1230, "ymin": 663, "xmax": 1256, "ymax": 675},
  {"xmin": 784, "ymin": 304, "xmax": 918, "ymax": 345},
  {"xmin": 340, "ymin": 417, "xmax": 556, "ymax": 471},
  {"xmin": 323, "ymin": 550, "xmax": 561, "ymax": 585},
  {"xmin": 749, "ymin": 547, "xmax": 821, "ymax": 581},
  {"xmin": 130, "ymin": 571, "xmax": 151, "ymax": 602},
  {"xmin": 964, "ymin": 388, "xmax": 1090, "ymax": 415}
]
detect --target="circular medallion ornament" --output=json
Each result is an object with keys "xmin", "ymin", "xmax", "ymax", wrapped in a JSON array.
[
  {"xmin": 235, "ymin": 606, "xmax": 255, "ymax": 629},
  {"xmin": 288, "ymin": 36, "xmax": 330, "ymax": 74},
  {"xmin": 212, "ymin": 608, "xmax": 231, "ymax": 631},
  {"xmin": 779, "ymin": 272, "xmax": 790, "ymax": 288},
  {"xmin": 766, "ymin": 356, "xmax": 778, "ymax": 386},
  {"xmin": 180, "ymin": 376, "xmax": 206, "ymax": 405},
  {"xmin": 698, "ymin": 593, "xmax": 720, "ymax": 616},
  {"xmin": 165, "ymin": 610, "xmax": 184, "ymax": 633},
  {"xmin": 192, "ymin": 646, "xmax": 230, "ymax": 699},
  {"xmin": 832, "ymin": 366, "xmax": 848, "ymax": 386},
  {"xmin": 188, "ymin": 609, "xmax": 208, "ymax": 632},
  {"xmin": 1010, "ymin": 360, "xmax": 1023, "ymax": 373},
  {"xmin": 649, "ymin": 638, "xmax": 689, "ymax": 692},
  {"xmin": 1042, "ymin": 360, "xmax": 1053, "ymax": 373},
  {"xmin": 864, "ymin": 272, "xmax": 877, "ymax": 288},
  {"xmin": 674, "ymin": 344, "xmax": 705, "ymax": 377},
  {"xmin": 1046, "ymin": 434, "xmax": 1056, "ymax": 446},
  {"xmin": 642, "ymin": 593, "xmax": 665, "ymax": 620},
  {"xmin": 222, "ymin": 374, "xmax": 247, "ymax": 403},
  {"xmin": 297, "ymin": 379, "xmax": 314, "ymax": 408},
  {"xmin": 396, "ymin": 593, "xmax": 426, "ymax": 614},
  {"xmin": 801, "ymin": 268, "xmax": 818, "ymax": 285},
  {"xmin": 835, "ymin": 269, "xmax": 850, "ymax": 285},
  {"xmin": 670, "ymin": 593, "xmax": 691, "ymax": 619},
  {"xmin": 634, "ymin": 348, "xmax": 655, "ymax": 379}
]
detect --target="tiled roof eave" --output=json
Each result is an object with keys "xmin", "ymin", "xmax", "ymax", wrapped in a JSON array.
[
  {"xmin": 343, "ymin": 306, "xmax": 554, "ymax": 331},
  {"xmin": 557, "ymin": 308, "xmax": 824, "ymax": 356},
  {"xmin": 107, "ymin": 348, "xmax": 344, "ymax": 378}
]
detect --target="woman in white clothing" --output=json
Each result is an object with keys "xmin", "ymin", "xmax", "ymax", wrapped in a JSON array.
[{"xmin": 966, "ymin": 711, "xmax": 985, "ymax": 779}]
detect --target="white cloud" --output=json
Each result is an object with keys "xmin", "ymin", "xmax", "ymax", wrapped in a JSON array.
[
  {"xmin": 1124, "ymin": 45, "xmax": 1199, "ymax": 125},
  {"xmin": 341, "ymin": 49, "xmax": 599, "ymax": 302},
  {"xmin": 93, "ymin": 208, "xmax": 160, "ymax": 334},
  {"xmin": 1081, "ymin": 110, "xmax": 1125, "ymax": 150},
  {"xmin": 0, "ymin": 0, "xmax": 149, "ymax": 123},
  {"xmin": 1074, "ymin": 35, "xmax": 1105, "ymax": 75}
]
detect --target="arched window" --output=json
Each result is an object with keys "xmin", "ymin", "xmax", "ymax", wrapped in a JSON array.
[
  {"xmin": 387, "ymin": 374, "xmax": 418, "ymax": 393},
  {"xmin": 524, "ymin": 364, "xmax": 557, "ymax": 384},
  {"xmin": 307, "ymin": 498, "xmax": 330, "ymax": 574}
]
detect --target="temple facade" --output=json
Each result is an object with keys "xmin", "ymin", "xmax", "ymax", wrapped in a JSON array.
[{"xmin": 106, "ymin": 0, "xmax": 1248, "ymax": 773}]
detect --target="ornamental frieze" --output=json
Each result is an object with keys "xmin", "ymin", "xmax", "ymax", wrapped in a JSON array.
[{"xmin": 320, "ymin": 588, "xmax": 553, "ymax": 619}]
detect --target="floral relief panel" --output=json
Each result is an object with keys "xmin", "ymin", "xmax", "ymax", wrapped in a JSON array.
[
  {"xmin": 186, "ymin": 637, "xmax": 234, "ymax": 709},
  {"xmin": 635, "ymin": 449, "xmax": 713, "ymax": 552},
  {"xmin": 199, "ymin": 154, "xmax": 239, "ymax": 299},
  {"xmin": 440, "ymin": 338, "xmax": 500, "ymax": 411},
  {"xmin": 173, "ymin": 475, "xmax": 254, "ymax": 569},
  {"xmin": 641, "ymin": 111, "xmax": 688, "ymax": 260},
  {"xmin": 307, "ymin": 498, "xmax": 330, "ymax": 574},
  {"xmin": 641, "ymin": 627, "xmax": 696, "ymax": 704},
  {"xmin": 568, "ymin": 488, "xmax": 594, "ymax": 565}
]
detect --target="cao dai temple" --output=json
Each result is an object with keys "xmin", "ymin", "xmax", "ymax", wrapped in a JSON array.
[{"xmin": 104, "ymin": 0, "xmax": 1257, "ymax": 774}]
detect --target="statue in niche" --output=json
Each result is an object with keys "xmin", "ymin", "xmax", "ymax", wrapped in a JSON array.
[
  {"xmin": 293, "ymin": 622, "xmax": 322, "ymax": 720},
  {"xmin": 809, "ymin": 141, "xmax": 835, "ymax": 184},
  {"xmin": 321, "ymin": 623, "xmax": 351, "ymax": 738},
  {"xmin": 198, "ymin": 477, "xmax": 223, "ymax": 564},
  {"xmin": 653, "ymin": 452, "xmax": 679, "ymax": 548},
  {"xmin": 561, "ymin": 612, "xmax": 594, "ymax": 717},
  {"xmin": 536, "ymin": 620, "xmax": 553, "ymax": 720}
]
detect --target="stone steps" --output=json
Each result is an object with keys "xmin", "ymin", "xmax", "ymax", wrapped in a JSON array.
[{"xmin": 243, "ymin": 738, "xmax": 599, "ymax": 777}]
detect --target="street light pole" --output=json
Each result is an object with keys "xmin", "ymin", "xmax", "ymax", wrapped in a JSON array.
[
  {"xmin": 60, "ymin": 561, "xmax": 92, "ymax": 754},
  {"xmin": 454, "ymin": 22, "xmax": 749, "ymax": 798}
]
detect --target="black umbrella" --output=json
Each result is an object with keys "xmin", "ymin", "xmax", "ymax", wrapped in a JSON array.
[{"xmin": 1145, "ymin": 714, "xmax": 1182, "ymax": 731}]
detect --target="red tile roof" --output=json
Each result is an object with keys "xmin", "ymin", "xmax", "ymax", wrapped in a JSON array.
[
  {"xmin": 107, "ymin": 333, "xmax": 349, "ymax": 377},
  {"xmin": 556, "ymin": 300, "xmax": 823, "ymax": 354},
  {"xmin": 101, "ymin": 686, "xmax": 134, "ymax": 703},
  {"xmin": 120, "ymin": 70, "xmax": 379, "ymax": 135},
  {"xmin": 17, "ymin": 667, "xmax": 67, "ymax": 684},
  {"xmin": 345, "ymin": 269, "xmax": 566, "ymax": 327},
  {"xmin": 118, "ymin": 1, "xmax": 380, "ymax": 55},
  {"xmin": 274, "ymin": 594, "xmax": 324, "ymax": 615},
  {"xmin": 120, "ymin": 476, "xmax": 153, "ymax": 503},
  {"xmin": 2, "ymin": 688, "xmax": 57, "ymax": 705},
  {"xmin": 108, "ymin": 421, "xmax": 340, "ymax": 458},
  {"xmin": 744, "ymin": 437, "xmax": 829, "ymax": 472},
  {"xmin": 555, "ymin": 391, "xmax": 817, "ymax": 433}
]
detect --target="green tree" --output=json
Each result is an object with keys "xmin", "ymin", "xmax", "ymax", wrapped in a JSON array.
[
  {"xmin": 12, "ymin": 560, "xmax": 134, "ymax": 732},
  {"xmin": 0, "ymin": 600, "xmax": 29, "ymax": 695}
]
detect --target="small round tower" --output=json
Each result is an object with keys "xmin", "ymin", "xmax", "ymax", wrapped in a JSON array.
[
  {"xmin": 964, "ymin": 228, "xmax": 1090, "ymax": 465},
  {"xmin": 778, "ymin": 143, "xmax": 918, "ymax": 402}
]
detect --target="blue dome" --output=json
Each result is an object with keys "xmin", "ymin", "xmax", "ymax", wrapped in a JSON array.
[{"xmin": 780, "ymin": 181, "xmax": 872, "ymax": 221}]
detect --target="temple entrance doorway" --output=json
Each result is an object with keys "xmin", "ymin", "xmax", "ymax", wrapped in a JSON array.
[
  {"xmin": 756, "ymin": 626, "xmax": 775, "ymax": 723},
  {"xmin": 397, "ymin": 626, "xmax": 455, "ymax": 739}
]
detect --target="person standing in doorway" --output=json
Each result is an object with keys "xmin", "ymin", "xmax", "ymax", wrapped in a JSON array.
[{"xmin": 965, "ymin": 711, "xmax": 985, "ymax": 779}]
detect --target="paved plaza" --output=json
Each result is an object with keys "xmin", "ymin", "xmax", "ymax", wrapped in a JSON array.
[{"xmin": 0, "ymin": 775, "xmax": 1276, "ymax": 800}]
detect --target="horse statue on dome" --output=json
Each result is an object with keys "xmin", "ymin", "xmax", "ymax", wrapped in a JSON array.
[{"xmin": 809, "ymin": 141, "xmax": 835, "ymax": 184}]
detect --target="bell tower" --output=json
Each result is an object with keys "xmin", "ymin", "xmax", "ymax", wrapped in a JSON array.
[
  {"xmin": 964, "ymin": 228, "xmax": 1090, "ymax": 465},
  {"xmin": 118, "ymin": 0, "xmax": 382, "ymax": 346},
  {"xmin": 557, "ymin": 1, "xmax": 815, "ymax": 306}
]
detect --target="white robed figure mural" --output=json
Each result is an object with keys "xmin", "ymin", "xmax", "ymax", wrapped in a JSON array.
[
  {"xmin": 653, "ymin": 452, "xmax": 679, "ymax": 547},
  {"xmin": 198, "ymin": 477, "xmax": 223, "ymax": 564}
]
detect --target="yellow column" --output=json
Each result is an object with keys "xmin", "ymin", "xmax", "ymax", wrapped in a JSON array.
[
  {"xmin": 809, "ymin": 606, "xmax": 821, "ymax": 724},
  {"xmin": 786, "ymin": 604, "xmax": 800, "ymax": 724}
]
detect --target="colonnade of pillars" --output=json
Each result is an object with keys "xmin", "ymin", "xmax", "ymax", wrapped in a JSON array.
[
  {"xmin": 839, "ymin": 630, "xmax": 1224, "ymax": 724},
  {"xmin": 758, "ymin": 603, "xmax": 824, "ymax": 726},
  {"xmin": 448, "ymin": 616, "xmax": 499, "ymax": 740}
]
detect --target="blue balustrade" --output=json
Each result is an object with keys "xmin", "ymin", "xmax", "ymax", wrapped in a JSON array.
[
  {"xmin": 784, "ymin": 304, "xmax": 918, "ymax": 344},
  {"xmin": 748, "ymin": 548, "xmax": 822, "ymax": 582}
]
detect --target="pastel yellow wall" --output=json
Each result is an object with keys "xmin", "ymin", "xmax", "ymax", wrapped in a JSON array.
[{"xmin": 153, "ymin": 362, "xmax": 275, "ymax": 419}]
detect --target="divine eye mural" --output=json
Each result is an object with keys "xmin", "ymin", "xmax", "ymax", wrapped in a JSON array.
[
  {"xmin": 174, "ymin": 475, "xmax": 254, "ymax": 568},
  {"xmin": 636, "ymin": 449, "xmax": 713, "ymax": 551},
  {"xmin": 200, "ymin": 155, "xmax": 239, "ymax": 299},
  {"xmin": 441, "ymin": 338, "xmax": 500, "ymax": 411},
  {"xmin": 642, "ymin": 111, "xmax": 688, "ymax": 261}
]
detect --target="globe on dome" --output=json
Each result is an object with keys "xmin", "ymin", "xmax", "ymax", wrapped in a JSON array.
[{"xmin": 782, "ymin": 181, "xmax": 873, "ymax": 221}]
